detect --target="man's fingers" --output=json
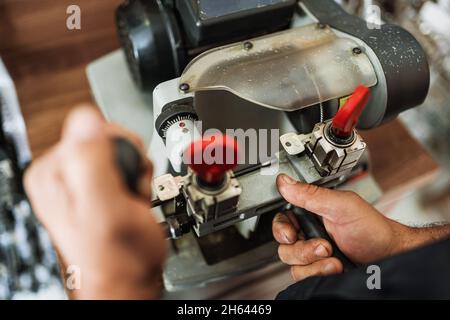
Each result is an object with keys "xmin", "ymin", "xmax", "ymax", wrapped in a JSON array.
[
  {"xmin": 285, "ymin": 211, "xmax": 300, "ymax": 230},
  {"xmin": 278, "ymin": 238, "xmax": 332, "ymax": 265},
  {"xmin": 63, "ymin": 106, "xmax": 147, "ymax": 159},
  {"xmin": 276, "ymin": 174, "xmax": 363, "ymax": 223},
  {"xmin": 60, "ymin": 138, "xmax": 125, "ymax": 204},
  {"xmin": 61, "ymin": 107, "xmax": 152, "ymax": 200},
  {"xmin": 24, "ymin": 147, "xmax": 73, "ymax": 230},
  {"xmin": 290, "ymin": 257, "xmax": 343, "ymax": 282},
  {"xmin": 62, "ymin": 106, "xmax": 105, "ymax": 143},
  {"xmin": 272, "ymin": 213, "xmax": 299, "ymax": 244}
]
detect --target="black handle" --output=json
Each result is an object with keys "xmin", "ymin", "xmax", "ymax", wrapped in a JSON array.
[
  {"xmin": 292, "ymin": 207, "xmax": 356, "ymax": 271},
  {"xmin": 113, "ymin": 137, "xmax": 145, "ymax": 195}
]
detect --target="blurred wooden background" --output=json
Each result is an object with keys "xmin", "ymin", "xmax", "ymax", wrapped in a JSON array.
[
  {"xmin": 0, "ymin": 0, "xmax": 439, "ymax": 196},
  {"xmin": 0, "ymin": 0, "xmax": 122, "ymax": 156}
]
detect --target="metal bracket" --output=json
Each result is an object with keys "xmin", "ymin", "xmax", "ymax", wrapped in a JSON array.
[
  {"xmin": 153, "ymin": 174, "xmax": 183, "ymax": 201},
  {"xmin": 280, "ymin": 132, "xmax": 310, "ymax": 155}
]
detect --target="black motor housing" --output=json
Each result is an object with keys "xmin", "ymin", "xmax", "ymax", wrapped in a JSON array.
[{"xmin": 116, "ymin": 0, "xmax": 297, "ymax": 91}]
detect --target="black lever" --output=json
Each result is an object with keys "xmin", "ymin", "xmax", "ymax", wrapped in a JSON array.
[
  {"xmin": 292, "ymin": 207, "xmax": 356, "ymax": 271},
  {"xmin": 113, "ymin": 137, "xmax": 145, "ymax": 195}
]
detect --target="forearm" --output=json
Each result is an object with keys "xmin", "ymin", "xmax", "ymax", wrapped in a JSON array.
[{"xmin": 390, "ymin": 220, "xmax": 450, "ymax": 254}]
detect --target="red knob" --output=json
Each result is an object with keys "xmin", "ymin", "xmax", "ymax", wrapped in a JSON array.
[
  {"xmin": 331, "ymin": 85, "xmax": 371, "ymax": 138},
  {"xmin": 183, "ymin": 134, "xmax": 239, "ymax": 185}
]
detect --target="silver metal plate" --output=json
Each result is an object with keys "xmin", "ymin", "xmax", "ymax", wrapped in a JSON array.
[
  {"xmin": 180, "ymin": 23, "xmax": 377, "ymax": 111},
  {"xmin": 280, "ymin": 132, "xmax": 308, "ymax": 155},
  {"xmin": 153, "ymin": 174, "xmax": 182, "ymax": 201}
]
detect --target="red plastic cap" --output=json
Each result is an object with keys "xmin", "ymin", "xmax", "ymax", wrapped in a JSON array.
[
  {"xmin": 184, "ymin": 134, "xmax": 239, "ymax": 185},
  {"xmin": 331, "ymin": 85, "xmax": 371, "ymax": 138}
]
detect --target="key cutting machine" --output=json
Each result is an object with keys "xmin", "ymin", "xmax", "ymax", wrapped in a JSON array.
[{"xmin": 115, "ymin": 0, "xmax": 430, "ymax": 290}]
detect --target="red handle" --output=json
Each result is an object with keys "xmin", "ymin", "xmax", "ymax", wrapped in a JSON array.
[
  {"xmin": 331, "ymin": 85, "xmax": 371, "ymax": 138},
  {"xmin": 184, "ymin": 134, "xmax": 239, "ymax": 185}
]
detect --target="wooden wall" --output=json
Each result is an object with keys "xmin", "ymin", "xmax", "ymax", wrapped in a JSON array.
[{"xmin": 0, "ymin": 0, "xmax": 122, "ymax": 156}]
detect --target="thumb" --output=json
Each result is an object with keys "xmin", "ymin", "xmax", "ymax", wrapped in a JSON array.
[
  {"xmin": 276, "ymin": 174, "xmax": 362, "ymax": 223},
  {"xmin": 62, "ymin": 106, "xmax": 105, "ymax": 143},
  {"xmin": 58, "ymin": 107, "xmax": 125, "ymax": 202}
]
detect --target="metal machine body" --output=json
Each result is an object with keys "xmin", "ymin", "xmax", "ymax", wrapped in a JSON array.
[
  {"xmin": 115, "ymin": 0, "xmax": 430, "ymax": 290},
  {"xmin": 149, "ymin": 17, "xmax": 428, "ymax": 239},
  {"xmin": 152, "ymin": 80, "xmax": 372, "ymax": 289},
  {"xmin": 154, "ymin": 125, "xmax": 367, "ymax": 238}
]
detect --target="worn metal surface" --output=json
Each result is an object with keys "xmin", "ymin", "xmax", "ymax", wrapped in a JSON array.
[{"xmin": 180, "ymin": 23, "xmax": 377, "ymax": 112}]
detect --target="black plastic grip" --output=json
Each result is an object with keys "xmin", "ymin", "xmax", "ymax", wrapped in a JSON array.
[
  {"xmin": 113, "ymin": 137, "xmax": 143, "ymax": 195},
  {"xmin": 292, "ymin": 206, "xmax": 356, "ymax": 271}
]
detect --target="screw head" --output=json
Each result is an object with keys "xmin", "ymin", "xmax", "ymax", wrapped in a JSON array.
[
  {"xmin": 243, "ymin": 41, "xmax": 253, "ymax": 51},
  {"xmin": 352, "ymin": 47, "xmax": 363, "ymax": 55},
  {"xmin": 179, "ymin": 83, "xmax": 190, "ymax": 92}
]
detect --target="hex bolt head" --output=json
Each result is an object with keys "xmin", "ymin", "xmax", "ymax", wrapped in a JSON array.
[
  {"xmin": 179, "ymin": 83, "xmax": 190, "ymax": 92},
  {"xmin": 243, "ymin": 41, "xmax": 253, "ymax": 51},
  {"xmin": 352, "ymin": 47, "xmax": 363, "ymax": 55}
]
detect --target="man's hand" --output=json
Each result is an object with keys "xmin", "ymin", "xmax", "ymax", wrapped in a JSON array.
[
  {"xmin": 273, "ymin": 174, "xmax": 449, "ymax": 282},
  {"xmin": 24, "ymin": 107, "xmax": 166, "ymax": 299}
]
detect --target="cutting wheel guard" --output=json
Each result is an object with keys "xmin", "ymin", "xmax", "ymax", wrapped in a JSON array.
[{"xmin": 179, "ymin": 23, "xmax": 377, "ymax": 112}]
